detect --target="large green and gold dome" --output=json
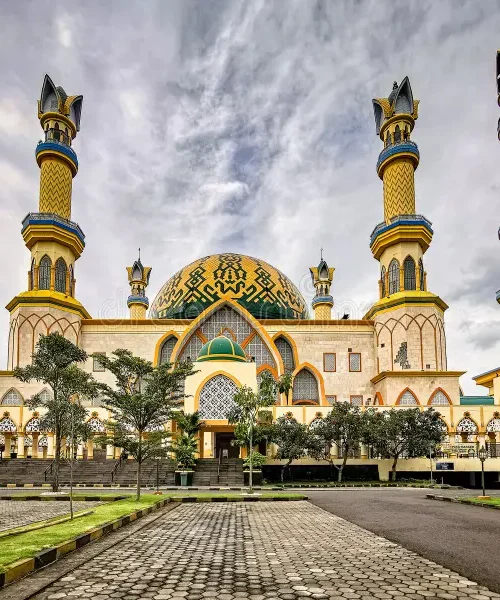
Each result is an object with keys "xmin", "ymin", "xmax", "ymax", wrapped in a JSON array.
[{"xmin": 149, "ymin": 253, "xmax": 308, "ymax": 320}]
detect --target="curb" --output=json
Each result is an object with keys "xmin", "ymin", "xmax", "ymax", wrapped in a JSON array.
[
  {"xmin": 426, "ymin": 493, "xmax": 500, "ymax": 510},
  {"xmin": 0, "ymin": 495, "xmax": 127, "ymax": 502},
  {"xmin": 0, "ymin": 497, "xmax": 172, "ymax": 589},
  {"xmin": 169, "ymin": 495, "xmax": 307, "ymax": 503}
]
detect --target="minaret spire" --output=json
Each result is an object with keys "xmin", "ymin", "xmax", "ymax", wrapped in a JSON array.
[
  {"xmin": 126, "ymin": 255, "xmax": 152, "ymax": 319},
  {"xmin": 309, "ymin": 256, "xmax": 334, "ymax": 320}
]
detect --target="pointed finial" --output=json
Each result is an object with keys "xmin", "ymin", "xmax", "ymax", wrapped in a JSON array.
[
  {"xmin": 138, "ymin": 247, "xmax": 141, "ymax": 261},
  {"xmin": 320, "ymin": 247, "xmax": 323, "ymax": 260}
]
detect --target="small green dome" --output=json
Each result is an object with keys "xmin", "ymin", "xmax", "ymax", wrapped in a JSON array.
[{"xmin": 197, "ymin": 335, "xmax": 247, "ymax": 362}]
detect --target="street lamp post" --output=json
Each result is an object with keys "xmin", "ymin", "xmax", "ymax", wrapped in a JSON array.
[{"xmin": 478, "ymin": 446, "xmax": 488, "ymax": 497}]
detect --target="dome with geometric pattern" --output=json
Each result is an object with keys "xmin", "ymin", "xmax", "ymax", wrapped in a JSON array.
[
  {"xmin": 149, "ymin": 253, "xmax": 308, "ymax": 320},
  {"xmin": 197, "ymin": 335, "xmax": 246, "ymax": 363}
]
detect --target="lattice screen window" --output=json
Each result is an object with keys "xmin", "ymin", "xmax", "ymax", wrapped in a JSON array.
[
  {"xmin": 198, "ymin": 375, "xmax": 238, "ymax": 420},
  {"xmin": 326, "ymin": 395, "xmax": 336, "ymax": 405},
  {"xmin": 0, "ymin": 417, "xmax": 16, "ymax": 433},
  {"xmin": 430, "ymin": 390, "xmax": 450, "ymax": 406},
  {"xmin": 323, "ymin": 353, "xmax": 336, "ymax": 372},
  {"xmin": 93, "ymin": 353, "xmax": 105, "ymax": 372},
  {"xmin": 39, "ymin": 389, "xmax": 52, "ymax": 402},
  {"xmin": 88, "ymin": 417, "xmax": 106, "ymax": 433},
  {"xmin": 1, "ymin": 389, "xmax": 23, "ymax": 405},
  {"xmin": 200, "ymin": 306, "xmax": 251, "ymax": 344},
  {"xmin": 179, "ymin": 334, "xmax": 204, "ymax": 362},
  {"xmin": 456, "ymin": 417, "xmax": 478, "ymax": 434},
  {"xmin": 388, "ymin": 259, "xmax": 400, "ymax": 294},
  {"xmin": 349, "ymin": 353, "xmax": 361, "ymax": 372},
  {"xmin": 25, "ymin": 418, "xmax": 41, "ymax": 433},
  {"xmin": 55, "ymin": 258, "xmax": 67, "ymax": 293},
  {"xmin": 38, "ymin": 255, "xmax": 51, "ymax": 290},
  {"xmin": 403, "ymin": 256, "xmax": 416, "ymax": 291},
  {"xmin": 350, "ymin": 395, "xmax": 363, "ymax": 406},
  {"xmin": 399, "ymin": 390, "xmax": 418, "ymax": 405},
  {"xmin": 293, "ymin": 370, "xmax": 319, "ymax": 403},
  {"xmin": 245, "ymin": 335, "xmax": 276, "ymax": 368},
  {"xmin": 159, "ymin": 337, "xmax": 177, "ymax": 365},
  {"xmin": 275, "ymin": 337, "xmax": 295, "ymax": 372},
  {"xmin": 486, "ymin": 419, "xmax": 500, "ymax": 433},
  {"xmin": 38, "ymin": 436, "xmax": 48, "ymax": 447}
]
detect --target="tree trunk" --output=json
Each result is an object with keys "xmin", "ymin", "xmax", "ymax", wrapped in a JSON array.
[
  {"xmin": 338, "ymin": 454, "xmax": 348, "ymax": 482},
  {"xmin": 53, "ymin": 437, "xmax": 61, "ymax": 492},
  {"xmin": 391, "ymin": 456, "xmax": 398, "ymax": 482},
  {"xmin": 280, "ymin": 464, "xmax": 285, "ymax": 483},
  {"xmin": 136, "ymin": 435, "xmax": 142, "ymax": 500},
  {"xmin": 249, "ymin": 427, "xmax": 253, "ymax": 494}
]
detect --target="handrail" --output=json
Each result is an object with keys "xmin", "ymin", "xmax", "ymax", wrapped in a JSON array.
[
  {"xmin": 217, "ymin": 448, "xmax": 222, "ymax": 484},
  {"xmin": 110, "ymin": 454, "xmax": 124, "ymax": 482},
  {"xmin": 43, "ymin": 459, "xmax": 56, "ymax": 482}
]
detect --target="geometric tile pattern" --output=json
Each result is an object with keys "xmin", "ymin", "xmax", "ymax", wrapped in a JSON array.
[
  {"xmin": 198, "ymin": 374, "xmax": 238, "ymax": 420},
  {"xmin": 30, "ymin": 502, "xmax": 500, "ymax": 600},
  {"xmin": 275, "ymin": 337, "xmax": 295, "ymax": 372},
  {"xmin": 383, "ymin": 159, "xmax": 416, "ymax": 222},
  {"xmin": 293, "ymin": 369, "xmax": 319, "ymax": 403},
  {"xmin": 149, "ymin": 253, "xmax": 308, "ymax": 320},
  {"xmin": 39, "ymin": 159, "xmax": 73, "ymax": 219}
]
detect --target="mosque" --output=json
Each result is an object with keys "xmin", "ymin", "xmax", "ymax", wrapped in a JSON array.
[{"xmin": 0, "ymin": 73, "xmax": 498, "ymax": 482}]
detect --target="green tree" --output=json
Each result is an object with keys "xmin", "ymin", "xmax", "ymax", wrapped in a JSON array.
[
  {"xmin": 271, "ymin": 415, "xmax": 310, "ymax": 482},
  {"xmin": 227, "ymin": 371, "xmax": 276, "ymax": 493},
  {"xmin": 94, "ymin": 349, "xmax": 194, "ymax": 499},
  {"xmin": 277, "ymin": 372, "xmax": 294, "ymax": 405},
  {"xmin": 174, "ymin": 411, "xmax": 204, "ymax": 436},
  {"xmin": 367, "ymin": 408, "xmax": 445, "ymax": 481},
  {"xmin": 14, "ymin": 333, "xmax": 99, "ymax": 493},
  {"xmin": 172, "ymin": 433, "xmax": 198, "ymax": 469},
  {"xmin": 309, "ymin": 403, "xmax": 370, "ymax": 482}
]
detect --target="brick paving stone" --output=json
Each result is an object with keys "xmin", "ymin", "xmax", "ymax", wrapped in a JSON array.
[
  {"xmin": 0, "ymin": 500, "xmax": 100, "ymax": 532},
  {"xmin": 30, "ymin": 502, "xmax": 500, "ymax": 600}
]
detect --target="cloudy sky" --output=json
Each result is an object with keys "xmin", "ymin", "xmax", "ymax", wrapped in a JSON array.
[{"xmin": 0, "ymin": 0, "xmax": 499, "ymax": 393}]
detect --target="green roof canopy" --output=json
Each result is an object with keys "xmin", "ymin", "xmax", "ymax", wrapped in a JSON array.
[{"xmin": 197, "ymin": 335, "xmax": 247, "ymax": 363}]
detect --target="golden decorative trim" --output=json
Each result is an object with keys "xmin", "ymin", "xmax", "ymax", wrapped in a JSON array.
[
  {"xmin": 22, "ymin": 224, "xmax": 84, "ymax": 259},
  {"xmin": 6, "ymin": 291, "xmax": 90, "ymax": 319},
  {"xmin": 371, "ymin": 370, "xmax": 466, "ymax": 384},
  {"xmin": 370, "ymin": 223, "xmax": 433, "ymax": 260},
  {"xmin": 364, "ymin": 292, "xmax": 448, "ymax": 320}
]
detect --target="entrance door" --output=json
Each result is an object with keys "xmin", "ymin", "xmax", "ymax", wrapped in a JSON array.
[{"xmin": 215, "ymin": 433, "xmax": 239, "ymax": 459}]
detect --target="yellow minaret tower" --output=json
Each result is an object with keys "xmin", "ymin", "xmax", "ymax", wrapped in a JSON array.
[
  {"xmin": 6, "ymin": 75, "xmax": 89, "ymax": 368},
  {"xmin": 309, "ymin": 253, "xmax": 334, "ymax": 320},
  {"xmin": 366, "ymin": 77, "xmax": 449, "ymax": 373},
  {"xmin": 126, "ymin": 253, "xmax": 151, "ymax": 319}
]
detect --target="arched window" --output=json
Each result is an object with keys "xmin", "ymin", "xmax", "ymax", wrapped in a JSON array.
[
  {"xmin": 394, "ymin": 125, "xmax": 401, "ymax": 143},
  {"xmin": 380, "ymin": 266, "xmax": 386, "ymax": 297},
  {"xmin": 87, "ymin": 417, "xmax": 106, "ymax": 433},
  {"xmin": 398, "ymin": 389, "xmax": 418, "ymax": 405},
  {"xmin": 385, "ymin": 131, "xmax": 391, "ymax": 147},
  {"xmin": 54, "ymin": 122, "xmax": 60, "ymax": 141},
  {"xmin": 418, "ymin": 259, "xmax": 425, "ymax": 290},
  {"xmin": 55, "ymin": 258, "xmax": 67, "ymax": 293},
  {"xmin": 0, "ymin": 416, "xmax": 16, "ymax": 433},
  {"xmin": 486, "ymin": 418, "xmax": 500, "ymax": 433},
  {"xmin": 388, "ymin": 259, "xmax": 400, "ymax": 294},
  {"xmin": 403, "ymin": 256, "xmax": 416, "ymax": 291},
  {"xmin": 293, "ymin": 369, "xmax": 319, "ymax": 405},
  {"xmin": 429, "ymin": 390, "xmax": 450, "ymax": 406},
  {"xmin": 25, "ymin": 418, "xmax": 41, "ymax": 432},
  {"xmin": 275, "ymin": 337, "xmax": 295, "ymax": 373},
  {"xmin": 198, "ymin": 374, "xmax": 238, "ymax": 420},
  {"xmin": 69, "ymin": 265, "xmax": 74, "ymax": 296},
  {"xmin": 456, "ymin": 417, "xmax": 478, "ymax": 435},
  {"xmin": 38, "ymin": 256, "xmax": 51, "ymax": 290},
  {"xmin": 1, "ymin": 389, "xmax": 23, "ymax": 406},
  {"xmin": 159, "ymin": 336, "xmax": 177, "ymax": 365}
]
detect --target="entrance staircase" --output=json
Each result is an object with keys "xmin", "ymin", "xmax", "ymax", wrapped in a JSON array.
[{"xmin": 192, "ymin": 458, "xmax": 244, "ymax": 486}]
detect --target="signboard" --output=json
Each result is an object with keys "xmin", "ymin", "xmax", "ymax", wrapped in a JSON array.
[{"xmin": 436, "ymin": 462, "xmax": 454, "ymax": 471}]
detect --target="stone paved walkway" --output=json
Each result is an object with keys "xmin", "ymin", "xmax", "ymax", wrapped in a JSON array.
[
  {"xmin": 33, "ymin": 501, "xmax": 500, "ymax": 599},
  {"xmin": 0, "ymin": 500, "xmax": 98, "ymax": 532}
]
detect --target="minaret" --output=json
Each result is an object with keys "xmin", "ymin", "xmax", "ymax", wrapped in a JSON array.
[
  {"xmin": 366, "ymin": 77, "xmax": 448, "ymax": 372},
  {"xmin": 309, "ymin": 252, "xmax": 334, "ymax": 320},
  {"xmin": 6, "ymin": 75, "xmax": 89, "ymax": 368},
  {"xmin": 126, "ymin": 253, "xmax": 151, "ymax": 319}
]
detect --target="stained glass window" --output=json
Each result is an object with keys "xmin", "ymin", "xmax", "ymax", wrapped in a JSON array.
[
  {"xmin": 1, "ymin": 389, "xmax": 23, "ymax": 406},
  {"xmin": 430, "ymin": 390, "xmax": 450, "ymax": 406},
  {"xmin": 403, "ymin": 256, "xmax": 416, "ymax": 291},
  {"xmin": 198, "ymin": 375, "xmax": 238, "ymax": 420},
  {"xmin": 349, "ymin": 353, "xmax": 361, "ymax": 372},
  {"xmin": 275, "ymin": 337, "xmax": 295, "ymax": 372},
  {"xmin": 323, "ymin": 353, "xmax": 336, "ymax": 372},
  {"xmin": 399, "ymin": 390, "xmax": 418, "ymax": 405},
  {"xmin": 159, "ymin": 336, "xmax": 177, "ymax": 365},
  {"xmin": 55, "ymin": 258, "xmax": 67, "ymax": 293},
  {"xmin": 293, "ymin": 369, "xmax": 319, "ymax": 404},
  {"xmin": 39, "ymin": 255, "xmax": 51, "ymax": 290},
  {"xmin": 388, "ymin": 259, "xmax": 400, "ymax": 294}
]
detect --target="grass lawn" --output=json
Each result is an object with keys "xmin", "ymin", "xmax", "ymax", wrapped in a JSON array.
[
  {"xmin": 458, "ymin": 497, "xmax": 500, "ymax": 506},
  {"xmin": 0, "ymin": 494, "xmax": 163, "ymax": 571},
  {"xmin": 266, "ymin": 480, "xmax": 436, "ymax": 487}
]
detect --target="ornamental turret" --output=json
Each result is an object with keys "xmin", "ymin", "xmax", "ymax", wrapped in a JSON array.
[
  {"xmin": 126, "ymin": 254, "xmax": 151, "ymax": 319},
  {"xmin": 5, "ymin": 75, "xmax": 89, "ymax": 369},
  {"xmin": 309, "ymin": 254, "xmax": 334, "ymax": 320}
]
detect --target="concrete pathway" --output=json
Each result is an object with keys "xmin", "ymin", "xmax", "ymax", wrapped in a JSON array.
[{"xmin": 30, "ymin": 501, "xmax": 499, "ymax": 599}]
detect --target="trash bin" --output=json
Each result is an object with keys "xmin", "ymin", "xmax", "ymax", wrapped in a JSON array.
[{"xmin": 180, "ymin": 471, "xmax": 189, "ymax": 486}]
